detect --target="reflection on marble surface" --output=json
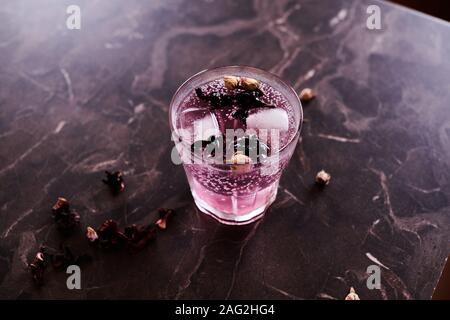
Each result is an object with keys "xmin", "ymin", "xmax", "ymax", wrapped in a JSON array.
[{"xmin": 0, "ymin": 0, "xmax": 449, "ymax": 300}]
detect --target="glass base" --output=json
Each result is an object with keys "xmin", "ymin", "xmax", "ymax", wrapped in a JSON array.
[{"xmin": 192, "ymin": 189, "xmax": 278, "ymax": 225}]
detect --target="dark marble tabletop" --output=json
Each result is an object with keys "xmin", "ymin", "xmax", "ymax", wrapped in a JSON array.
[{"xmin": 1, "ymin": 0, "xmax": 449, "ymax": 300}]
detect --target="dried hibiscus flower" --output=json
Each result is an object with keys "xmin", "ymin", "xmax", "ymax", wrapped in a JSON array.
[
  {"xmin": 155, "ymin": 208, "xmax": 174, "ymax": 230},
  {"xmin": 124, "ymin": 224, "xmax": 157, "ymax": 252},
  {"xmin": 90, "ymin": 208, "xmax": 175, "ymax": 252},
  {"xmin": 90, "ymin": 219, "xmax": 157, "ymax": 252},
  {"xmin": 52, "ymin": 197, "xmax": 70, "ymax": 213},
  {"xmin": 196, "ymin": 88, "xmax": 233, "ymax": 109},
  {"xmin": 48, "ymin": 246, "xmax": 92, "ymax": 270},
  {"xmin": 51, "ymin": 197, "xmax": 80, "ymax": 233},
  {"xmin": 195, "ymin": 85, "xmax": 272, "ymax": 125},
  {"xmin": 345, "ymin": 287, "xmax": 360, "ymax": 300},
  {"xmin": 96, "ymin": 219, "xmax": 128, "ymax": 249},
  {"xmin": 86, "ymin": 226, "xmax": 98, "ymax": 242},
  {"xmin": 102, "ymin": 171, "xmax": 125, "ymax": 194},
  {"xmin": 28, "ymin": 247, "xmax": 48, "ymax": 286}
]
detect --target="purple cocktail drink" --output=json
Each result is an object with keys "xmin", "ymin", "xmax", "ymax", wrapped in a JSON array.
[{"xmin": 170, "ymin": 66, "xmax": 302, "ymax": 224}]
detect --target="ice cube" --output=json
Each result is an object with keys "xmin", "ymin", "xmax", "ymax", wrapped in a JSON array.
[
  {"xmin": 193, "ymin": 112, "xmax": 221, "ymax": 141},
  {"xmin": 246, "ymin": 108, "xmax": 289, "ymax": 131},
  {"xmin": 178, "ymin": 107, "xmax": 208, "ymax": 131}
]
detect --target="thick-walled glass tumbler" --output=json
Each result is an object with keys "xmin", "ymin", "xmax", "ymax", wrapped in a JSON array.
[{"xmin": 169, "ymin": 66, "xmax": 302, "ymax": 225}]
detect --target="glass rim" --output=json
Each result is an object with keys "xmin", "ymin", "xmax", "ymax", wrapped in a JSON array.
[{"xmin": 168, "ymin": 65, "xmax": 303, "ymax": 166}]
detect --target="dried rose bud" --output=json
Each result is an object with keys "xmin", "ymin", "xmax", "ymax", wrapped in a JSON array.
[
  {"xmin": 224, "ymin": 75, "xmax": 240, "ymax": 90},
  {"xmin": 155, "ymin": 208, "xmax": 174, "ymax": 230},
  {"xmin": 227, "ymin": 151, "xmax": 252, "ymax": 173},
  {"xmin": 240, "ymin": 77, "xmax": 259, "ymax": 91},
  {"xmin": 315, "ymin": 170, "xmax": 331, "ymax": 186},
  {"xmin": 299, "ymin": 88, "xmax": 316, "ymax": 102},
  {"xmin": 86, "ymin": 226, "xmax": 98, "ymax": 242},
  {"xmin": 52, "ymin": 197, "xmax": 70, "ymax": 213},
  {"xmin": 345, "ymin": 287, "xmax": 360, "ymax": 300}
]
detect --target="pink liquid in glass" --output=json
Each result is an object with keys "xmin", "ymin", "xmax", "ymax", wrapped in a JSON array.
[{"xmin": 170, "ymin": 67, "xmax": 301, "ymax": 224}]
